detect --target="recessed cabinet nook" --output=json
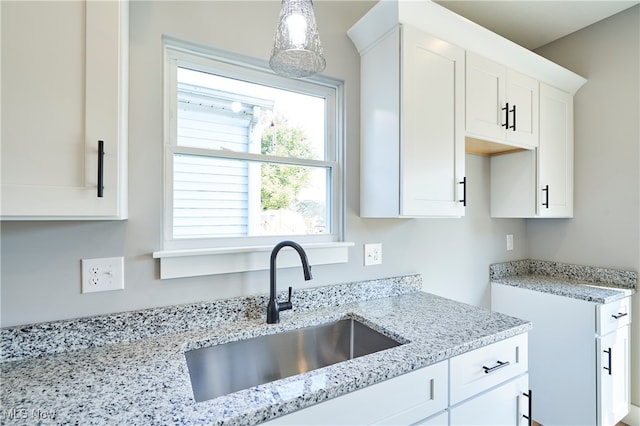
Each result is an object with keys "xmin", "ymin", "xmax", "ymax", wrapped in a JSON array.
[
  {"xmin": 348, "ymin": 0, "xmax": 586, "ymax": 219},
  {"xmin": 1, "ymin": 0, "xmax": 128, "ymax": 220}
]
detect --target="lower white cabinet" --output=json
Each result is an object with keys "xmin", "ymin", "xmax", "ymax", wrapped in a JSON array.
[
  {"xmin": 492, "ymin": 283, "xmax": 631, "ymax": 425},
  {"xmin": 450, "ymin": 375, "xmax": 530, "ymax": 426},
  {"xmin": 264, "ymin": 334, "xmax": 529, "ymax": 425},
  {"xmin": 264, "ymin": 360, "xmax": 448, "ymax": 425}
]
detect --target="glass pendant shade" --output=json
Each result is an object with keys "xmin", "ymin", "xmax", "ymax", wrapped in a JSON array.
[{"xmin": 269, "ymin": 0, "xmax": 326, "ymax": 79}]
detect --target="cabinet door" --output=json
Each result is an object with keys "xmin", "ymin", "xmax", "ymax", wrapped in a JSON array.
[
  {"xmin": 400, "ymin": 25, "xmax": 465, "ymax": 217},
  {"xmin": 506, "ymin": 69, "xmax": 538, "ymax": 148},
  {"xmin": 597, "ymin": 325, "xmax": 630, "ymax": 426},
  {"xmin": 466, "ymin": 52, "xmax": 506, "ymax": 142},
  {"xmin": 263, "ymin": 361, "xmax": 448, "ymax": 425},
  {"xmin": 1, "ymin": 1, "xmax": 128, "ymax": 220},
  {"xmin": 538, "ymin": 83, "xmax": 573, "ymax": 218},
  {"xmin": 450, "ymin": 374, "xmax": 530, "ymax": 426}
]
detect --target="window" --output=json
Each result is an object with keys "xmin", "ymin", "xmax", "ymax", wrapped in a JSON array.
[{"xmin": 156, "ymin": 40, "xmax": 349, "ymax": 278}]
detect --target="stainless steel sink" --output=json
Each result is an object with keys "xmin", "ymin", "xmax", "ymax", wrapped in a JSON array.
[{"xmin": 185, "ymin": 318, "xmax": 404, "ymax": 402}]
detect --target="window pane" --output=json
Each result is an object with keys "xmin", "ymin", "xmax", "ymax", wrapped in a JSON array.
[
  {"xmin": 173, "ymin": 155, "xmax": 329, "ymax": 239},
  {"xmin": 177, "ymin": 67, "xmax": 326, "ymax": 160}
]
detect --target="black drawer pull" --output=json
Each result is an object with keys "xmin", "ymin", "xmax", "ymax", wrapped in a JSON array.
[
  {"xmin": 541, "ymin": 185, "xmax": 549, "ymax": 208},
  {"xmin": 522, "ymin": 390, "xmax": 532, "ymax": 426},
  {"xmin": 482, "ymin": 360, "xmax": 510, "ymax": 374},
  {"xmin": 459, "ymin": 177, "xmax": 467, "ymax": 206},
  {"xmin": 501, "ymin": 103, "xmax": 510, "ymax": 129},
  {"xmin": 612, "ymin": 312, "xmax": 628, "ymax": 319},
  {"xmin": 603, "ymin": 348, "xmax": 612, "ymax": 375},
  {"xmin": 97, "ymin": 140, "xmax": 105, "ymax": 198}
]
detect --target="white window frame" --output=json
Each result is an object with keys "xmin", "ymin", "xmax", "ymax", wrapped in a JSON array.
[{"xmin": 153, "ymin": 38, "xmax": 351, "ymax": 279}]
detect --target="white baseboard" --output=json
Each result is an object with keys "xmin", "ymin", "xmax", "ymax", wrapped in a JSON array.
[{"xmin": 624, "ymin": 403, "xmax": 639, "ymax": 426}]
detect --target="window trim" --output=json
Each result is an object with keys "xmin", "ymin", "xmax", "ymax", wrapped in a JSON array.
[{"xmin": 154, "ymin": 37, "xmax": 349, "ymax": 278}]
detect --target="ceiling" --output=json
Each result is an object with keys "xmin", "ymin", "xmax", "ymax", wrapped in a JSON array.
[{"xmin": 433, "ymin": 1, "xmax": 639, "ymax": 50}]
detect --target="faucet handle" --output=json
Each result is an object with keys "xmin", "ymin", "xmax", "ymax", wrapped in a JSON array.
[{"xmin": 279, "ymin": 286, "xmax": 293, "ymax": 312}]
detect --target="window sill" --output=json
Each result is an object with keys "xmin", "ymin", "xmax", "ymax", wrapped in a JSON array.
[{"xmin": 152, "ymin": 242, "xmax": 355, "ymax": 279}]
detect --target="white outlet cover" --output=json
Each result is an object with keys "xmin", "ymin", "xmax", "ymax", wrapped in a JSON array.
[
  {"xmin": 364, "ymin": 243, "xmax": 382, "ymax": 266},
  {"xmin": 81, "ymin": 257, "xmax": 125, "ymax": 293}
]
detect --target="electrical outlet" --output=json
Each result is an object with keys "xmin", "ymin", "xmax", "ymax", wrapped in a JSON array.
[
  {"xmin": 506, "ymin": 234, "xmax": 514, "ymax": 251},
  {"xmin": 81, "ymin": 257, "xmax": 124, "ymax": 293},
  {"xmin": 364, "ymin": 243, "xmax": 382, "ymax": 266}
]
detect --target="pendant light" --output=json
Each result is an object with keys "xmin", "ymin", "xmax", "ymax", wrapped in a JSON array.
[{"xmin": 269, "ymin": 0, "xmax": 326, "ymax": 79}]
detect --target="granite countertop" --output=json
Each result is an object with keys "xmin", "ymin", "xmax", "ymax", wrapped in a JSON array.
[
  {"xmin": 0, "ymin": 275, "xmax": 530, "ymax": 425},
  {"xmin": 490, "ymin": 260, "xmax": 637, "ymax": 304}
]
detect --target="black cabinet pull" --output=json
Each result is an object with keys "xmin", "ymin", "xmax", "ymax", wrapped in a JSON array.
[
  {"xmin": 459, "ymin": 177, "xmax": 467, "ymax": 206},
  {"xmin": 501, "ymin": 103, "xmax": 509, "ymax": 129},
  {"xmin": 612, "ymin": 312, "xmax": 628, "ymax": 319},
  {"xmin": 97, "ymin": 140, "xmax": 104, "ymax": 198},
  {"xmin": 482, "ymin": 360, "xmax": 510, "ymax": 374},
  {"xmin": 522, "ymin": 390, "xmax": 532, "ymax": 426},
  {"xmin": 541, "ymin": 185, "xmax": 549, "ymax": 208},
  {"xmin": 603, "ymin": 348, "xmax": 612, "ymax": 375},
  {"xmin": 510, "ymin": 104, "xmax": 517, "ymax": 131}
]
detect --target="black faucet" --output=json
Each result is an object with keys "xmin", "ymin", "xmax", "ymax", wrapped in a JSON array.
[{"xmin": 267, "ymin": 241, "xmax": 313, "ymax": 324}]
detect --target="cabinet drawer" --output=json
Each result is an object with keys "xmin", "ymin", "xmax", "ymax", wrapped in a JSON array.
[
  {"xmin": 597, "ymin": 297, "xmax": 631, "ymax": 335},
  {"xmin": 450, "ymin": 333, "xmax": 528, "ymax": 405}
]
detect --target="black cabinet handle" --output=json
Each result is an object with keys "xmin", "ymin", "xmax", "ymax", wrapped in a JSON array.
[
  {"xmin": 501, "ymin": 103, "xmax": 509, "ymax": 129},
  {"xmin": 523, "ymin": 390, "xmax": 532, "ymax": 426},
  {"xmin": 97, "ymin": 140, "xmax": 104, "ymax": 198},
  {"xmin": 510, "ymin": 104, "xmax": 517, "ymax": 131},
  {"xmin": 541, "ymin": 185, "xmax": 549, "ymax": 208},
  {"xmin": 459, "ymin": 177, "xmax": 467, "ymax": 206},
  {"xmin": 603, "ymin": 348, "xmax": 612, "ymax": 375},
  {"xmin": 482, "ymin": 360, "xmax": 510, "ymax": 374},
  {"xmin": 612, "ymin": 312, "xmax": 628, "ymax": 319}
]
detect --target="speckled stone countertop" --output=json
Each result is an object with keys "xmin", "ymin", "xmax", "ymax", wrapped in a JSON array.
[
  {"xmin": 491, "ymin": 260, "xmax": 637, "ymax": 303},
  {"xmin": 0, "ymin": 274, "xmax": 530, "ymax": 425}
]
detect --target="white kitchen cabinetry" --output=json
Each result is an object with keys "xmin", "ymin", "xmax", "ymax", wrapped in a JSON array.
[
  {"xmin": 492, "ymin": 284, "xmax": 631, "ymax": 425},
  {"xmin": 266, "ymin": 334, "xmax": 530, "ymax": 426},
  {"xmin": 1, "ymin": 1, "xmax": 128, "ymax": 220},
  {"xmin": 348, "ymin": 23, "xmax": 465, "ymax": 218},
  {"xmin": 450, "ymin": 333, "xmax": 530, "ymax": 426},
  {"xmin": 264, "ymin": 360, "xmax": 449, "ymax": 425},
  {"xmin": 466, "ymin": 52, "xmax": 539, "ymax": 149},
  {"xmin": 450, "ymin": 375, "xmax": 530, "ymax": 426},
  {"xmin": 490, "ymin": 83, "xmax": 574, "ymax": 218}
]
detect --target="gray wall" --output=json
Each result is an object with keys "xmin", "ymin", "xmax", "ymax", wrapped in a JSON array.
[
  {"xmin": 0, "ymin": 1, "xmax": 526, "ymax": 327},
  {"xmin": 533, "ymin": 4, "xmax": 640, "ymax": 411}
]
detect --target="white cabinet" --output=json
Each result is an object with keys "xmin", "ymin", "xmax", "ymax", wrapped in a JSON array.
[
  {"xmin": 264, "ymin": 360, "xmax": 448, "ymax": 425},
  {"xmin": 466, "ymin": 52, "xmax": 539, "ymax": 149},
  {"xmin": 492, "ymin": 283, "xmax": 631, "ymax": 425},
  {"xmin": 1, "ymin": 0, "xmax": 128, "ymax": 220},
  {"xmin": 490, "ymin": 84, "xmax": 574, "ymax": 218},
  {"xmin": 449, "ymin": 333, "xmax": 530, "ymax": 426},
  {"xmin": 348, "ymin": 23, "xmax": 465, "ymax": 218},
  {"xmin": 265, "ymin": 334, "xmax": 530, "ymax": 426},
  {"xmin": 450, "ymin": 375, "xmax": 530, "ymax": 426}
]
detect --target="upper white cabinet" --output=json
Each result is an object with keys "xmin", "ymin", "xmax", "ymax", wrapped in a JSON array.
[
  {"xmin": 348, "ymin": 23, "xmax": 465, "ymax": 218},
  {"xmin": 466, "ymin": 52, "xmax": 539, "ymax": 149},
  {"xmin": 538, "ymin": 83, "xmax": 574, "ymax": 217},
  {"xmin": 490, "ymin": 83, "xmax": 574, "ymax": 218},
  {"xmin": 1, "ymin": 1, "xmax": 128, "ymax": 220}
]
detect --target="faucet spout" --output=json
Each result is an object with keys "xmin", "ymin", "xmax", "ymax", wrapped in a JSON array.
[{"xmin": 267, "ymin": 240, "xmax": 313, "ymax": 324}]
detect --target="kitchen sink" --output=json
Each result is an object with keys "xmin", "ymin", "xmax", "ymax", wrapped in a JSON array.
[{"xmin": 184, "ymin": 317, "xmax": 404, "ymax": 402}]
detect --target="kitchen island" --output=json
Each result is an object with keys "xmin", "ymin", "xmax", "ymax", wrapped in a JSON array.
[{"xmin": 1, "ymin": 275, "xmax": 530, "ymax": 425}]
